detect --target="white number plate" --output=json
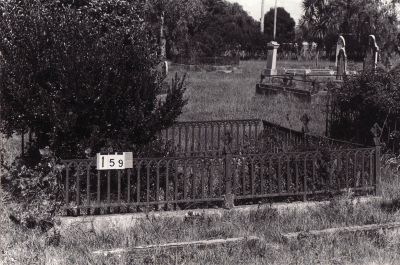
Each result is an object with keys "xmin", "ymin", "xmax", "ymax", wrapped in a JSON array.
[{"xmin": 97, "ymin": 152, "xmax": 133, "ymax": 170}]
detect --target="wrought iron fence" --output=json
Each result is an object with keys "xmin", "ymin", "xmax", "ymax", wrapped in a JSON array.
[
  {"xmin": 60, "ymin": 146, "xmax": 379, "ymax": 216},
  {"xmin": 155, "ymin": 119, "xmax": 366, "ymax": 157}
]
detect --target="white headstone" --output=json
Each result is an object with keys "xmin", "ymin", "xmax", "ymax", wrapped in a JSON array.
[
  {"xmin": 335, "ymin": 36, "xmax": 346, "ymax": 67},
  {"xmin": 363, "ymin": 35, "xmax": 379, "ymax": 72}
]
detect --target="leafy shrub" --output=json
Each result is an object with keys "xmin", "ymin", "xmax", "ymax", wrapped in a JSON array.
[
  {"xmin": 2, "ymin": 148, "xmax": 64, "ymax": 229},
  {"xmin": 328, "ymin": 67, "xmax": 400, "ymax": 148}
]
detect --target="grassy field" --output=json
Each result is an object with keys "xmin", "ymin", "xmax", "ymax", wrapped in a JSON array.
[
  {"xmin": 169, "ymin": 60, "xmax": 327, "ymax": 135},
  {"xmin": 2, "ymin": 59, "xmax": 400, "ymax": 264}
]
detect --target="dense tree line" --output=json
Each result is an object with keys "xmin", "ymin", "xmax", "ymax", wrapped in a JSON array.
[
  {"xmin": 144, "ymin": 0, "xmax": 286, "ymax": 59},
  {"xmin": 300, "ymin": 0, "xmax": 400, "ymax": 63}
]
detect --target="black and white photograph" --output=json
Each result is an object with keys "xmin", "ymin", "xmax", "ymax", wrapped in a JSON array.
[{"xmin": 1, "ymin": 0, "xmax": 400, "ymax": 264}]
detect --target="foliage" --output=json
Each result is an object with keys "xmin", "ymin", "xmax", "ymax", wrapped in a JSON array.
[
  {"xmin": 1, "ymin": 148, "xmax": 64, "ymax": 229},
  {"xmin": 300, "ymin": 0, "xmax": 400, "ymax": 61},
  {"xmin": 328, "ymin": 66, "xmax": 400, "ymax": 147},
  {"xmin": 263, "ymin": 7, "xmax": 296, "ymax": 44},
  {"xmin": 0, "ymin": 0, "xmax": 187, "ymax": 159}
]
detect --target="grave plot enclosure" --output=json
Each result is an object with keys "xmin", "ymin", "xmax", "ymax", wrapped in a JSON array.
[{"xmin": 60, "ymin": 120, "xmax": 381, "ymax": 216}]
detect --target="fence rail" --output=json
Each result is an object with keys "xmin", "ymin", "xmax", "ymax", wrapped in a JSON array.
[
  {"xmin": 60, "ymin": 146, "xmax": 378, "ymax": 216},
  {"xmin": 156, "ymin": 119, "xmax": 366, "ymax": 157}
]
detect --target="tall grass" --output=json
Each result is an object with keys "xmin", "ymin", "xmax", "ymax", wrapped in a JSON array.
[
  {"xmin": 2, "ymin": 60, "xmax": 400, "ymax": 264},
  {"xmin": 170, "ymin": 60, "xmax": 327, "ymax": 135}
]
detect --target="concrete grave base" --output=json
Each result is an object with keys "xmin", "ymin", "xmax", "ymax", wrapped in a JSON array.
[{"xmin": 56, "ymin": 196, "xmax": 382, "ymax": 235}]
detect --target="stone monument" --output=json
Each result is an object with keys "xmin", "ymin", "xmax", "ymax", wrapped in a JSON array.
[
  {"xmin": 263, "ymin": 41, "xmax": 280, "ymax": 76},
  {"xmin": 336, "ymin": 48, "xmax": 347, "ymax": 80},
  {"xmin": 335, "ymin": 36, "xmax": 345, "ymax": 67},
  {"xmin": 363, "ymin": 35, "xmax": 379, "ymax": 72}
]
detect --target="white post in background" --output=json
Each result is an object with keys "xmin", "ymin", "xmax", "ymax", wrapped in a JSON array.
[
  {"xmin": 273, "ymin": 0, "xmax": 278, "ymax": 40},
  {"xmin": 261, "ymin": 0, "xmax": 265, "ymax": 33}
]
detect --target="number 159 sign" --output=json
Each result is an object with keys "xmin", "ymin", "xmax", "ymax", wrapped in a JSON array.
[{"xmin": 97, "ymin": 152, "xmax": 133, "ymax": 170}]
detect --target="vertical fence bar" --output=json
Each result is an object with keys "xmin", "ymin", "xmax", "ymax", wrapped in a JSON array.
[
  {"xmin": 225, "ymin": 153, "xmax": 232, "ymax": 196},
  {"xmin": 107, "ymin": 170, "xmax": 110, "ymax": 214},
  {"xmin": 183, "ymin": 125, "xmax": 188, "ymax": 154},
  {"xmin": 242, "ymin": 157, "xmax": 246, "ymax": 196},
  {"xmin": 178, "ymin": 126, "xmax": 182, "ymax": 154},
  {"xmin": 193, "ymin": 160, "xmax": 197, "ymax": 199},
  {"xmin": 373, "ymin": 135, "xmax": 381, "ymax": 195},
  {"xmin": 183, "ymin": 160, "xmax": 187, "ymax": 199},
  {"xmin": 346, "ymin": 153, "xmax": 349, "ymax": 189},
  {"xmin": 237, "ymin": 122, "xmax": 240, "ymax": 152},
  {"xmin": 353, "ymin": 152, "xmax": 357, "ymax": 189},
  {"xmin": 303, "ymin": 156, "xmax": 307, "ymax": 202},
  {"xmin": 369, "ymin": 151, "xmax": 373, "ymax": 187},
  {"xmin": 127, "ymin": 169, "xmax": 131, "ymax": 213},
  {"xmin": 260, "ymin": 157, "xmax": 264, "ymax": 195},
  {"xmin": 198, "ymin": 124, "xmax": 201, "ymax": 154},
  {"xmin": 96, "ymin": 171, "xmax": 101, "ymax": 214},
  {"xmin": 117, "ymin": 170, "xmax": 121, "ymax": 213},
  {"xmin": 218, "ymin": 122, "xmax": 221, "ymax": 151},
  {"xmin": 362, "ymin": 152, "xmax": 365, "ymax": 189},
  {"xmin": 254, "ymin": 121, "xmax": 258, "ymax": 147},
  {"xmin": 211, "ymin": 124, "xmax": 214, "ymax": 154},
  {"xmin": 165, "ymin": 163, "xmax": 169, "ymax": 211},
  {"xmin": 278, "ymin": 157, "xmax": 282, "ymax": 194},
  {"xmin": 269, "ymin": 158, "xmax": 273, "ymax": 194},
  {"xmin": 174, "ymin": 160, "xmax": 178, "ymax": 210},
  {"xmin": 295, "ymin": 157, "xmax": 299, "ymax": 195},
  {"xmin": 156, "ymin": 162, "xmax": 160, "ymax": 210},
  {"xmin": 251, "ymin": 158, "xmax": 255, "ymax": 197},
  {"xmin": 201, "ymin": 160, "xmax": 205, "ymax": 199},
  {"xmin": 233, "ymin": 158, "xmax": 237, "ymax": 196},
  {"xmin": 66, "ymin": 165, "xmax": 70, "ymax": 216},
  {"xmin": 205, "ymin": 124, "xmax": 208, "ymax": 153},
  {"xmin": 137, "ymin": 165, "xmax": 141, "ymax": 212},
  {"xmin": 76, "ymin": 164, "xmax": 81, "ymax": 216},
  {"xmin": 192, "ymin": 125, "xmax": 195, "ymax": 154},
  {"xmin": 146, "ymin": 162, "xmax": 150, "ymax": 213},
  {"xmin": 209, "ymin": 160, "xmax": 214, "ymax": 198},
  {"xmin": 286, "ymin": 157, "xmax": 290, "ymax": 193},
  {"xmin": 86, "ymin": 164, "xmax": 91, "ymax": 215}
]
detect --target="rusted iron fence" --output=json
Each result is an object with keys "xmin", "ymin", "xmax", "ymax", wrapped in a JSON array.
[
  {"xmin": 156, "ymin": 119, "xmax": 366, "ymax": 157},
  {"xmin": 60, "ymin": 147, "xmax": 379, "ymax": 216},
  {"xmin": 60, "ymin": 119, "xmax": 380, "ymax": 216}
]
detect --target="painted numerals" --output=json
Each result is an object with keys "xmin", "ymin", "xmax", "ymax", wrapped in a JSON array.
[{"xmin": 97, "ymin": 152, "xmax": 133, "ymax": 170}]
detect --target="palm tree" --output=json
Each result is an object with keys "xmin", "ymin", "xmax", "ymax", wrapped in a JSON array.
[{"xmin": 301, "ymin": 0, "xmax": 338, "ymax": 67}]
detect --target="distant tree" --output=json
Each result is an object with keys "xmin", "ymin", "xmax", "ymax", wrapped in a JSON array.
[
  {"xmin": 0, "ymin": 0, "xmax": 187, "ymax": 159},
  {"xmin": 263, "ymin": 7, "xmax": 296, "ymax": 44},
  {"xmin": 301, "ymin": 0, "xmax": 338, "ymax": 67}
]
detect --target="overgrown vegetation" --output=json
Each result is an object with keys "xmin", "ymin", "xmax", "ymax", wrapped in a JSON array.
[{"xmin": 328, "ymin": 66, "xmax": 400, "ymax": 150}]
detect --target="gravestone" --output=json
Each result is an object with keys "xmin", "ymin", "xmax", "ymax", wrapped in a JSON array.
[
  {"xmin": 301, "ymin": 42, "xmax": 309, "ymax": 58},
  {"xmin": 335, "ymin": 36, "xmax": 346, "ymax": 67},
  {"xmin": 263, "ymin": 41, "xmax": 280, "ymax": 76},
  {"xmin": 336, "ymin": 48, "xmax": 347, "ymax": 80},
  {"xmin": 363, "ymin": 35, "xmax": 379, "ymax": 72}
]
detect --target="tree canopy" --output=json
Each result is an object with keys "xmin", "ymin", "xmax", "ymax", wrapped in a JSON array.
[
  {"xmin": 263, "ymin": 7, "xmax": 296, "ymax": 44},
  {"xmin": 0, "ymin": 0, "xmax": 187, "ymax": 159},
  {"xmin": 300, "ymin": 0, "xmax": 400, "ymax": 61}
]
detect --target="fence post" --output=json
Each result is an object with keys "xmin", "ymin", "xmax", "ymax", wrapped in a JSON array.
[
  {"xmin": 223, "ymin": 132, "xmax": 234, "ymax": 209},
  {"xmin": 371, "ymin": 123, "xmax": 382, "ymax": 196}
]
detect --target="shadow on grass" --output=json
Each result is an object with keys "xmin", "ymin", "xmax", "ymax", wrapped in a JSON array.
[{"xmin": 381, "ymin": 197, "xmax": 400, "ymax": 213}]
